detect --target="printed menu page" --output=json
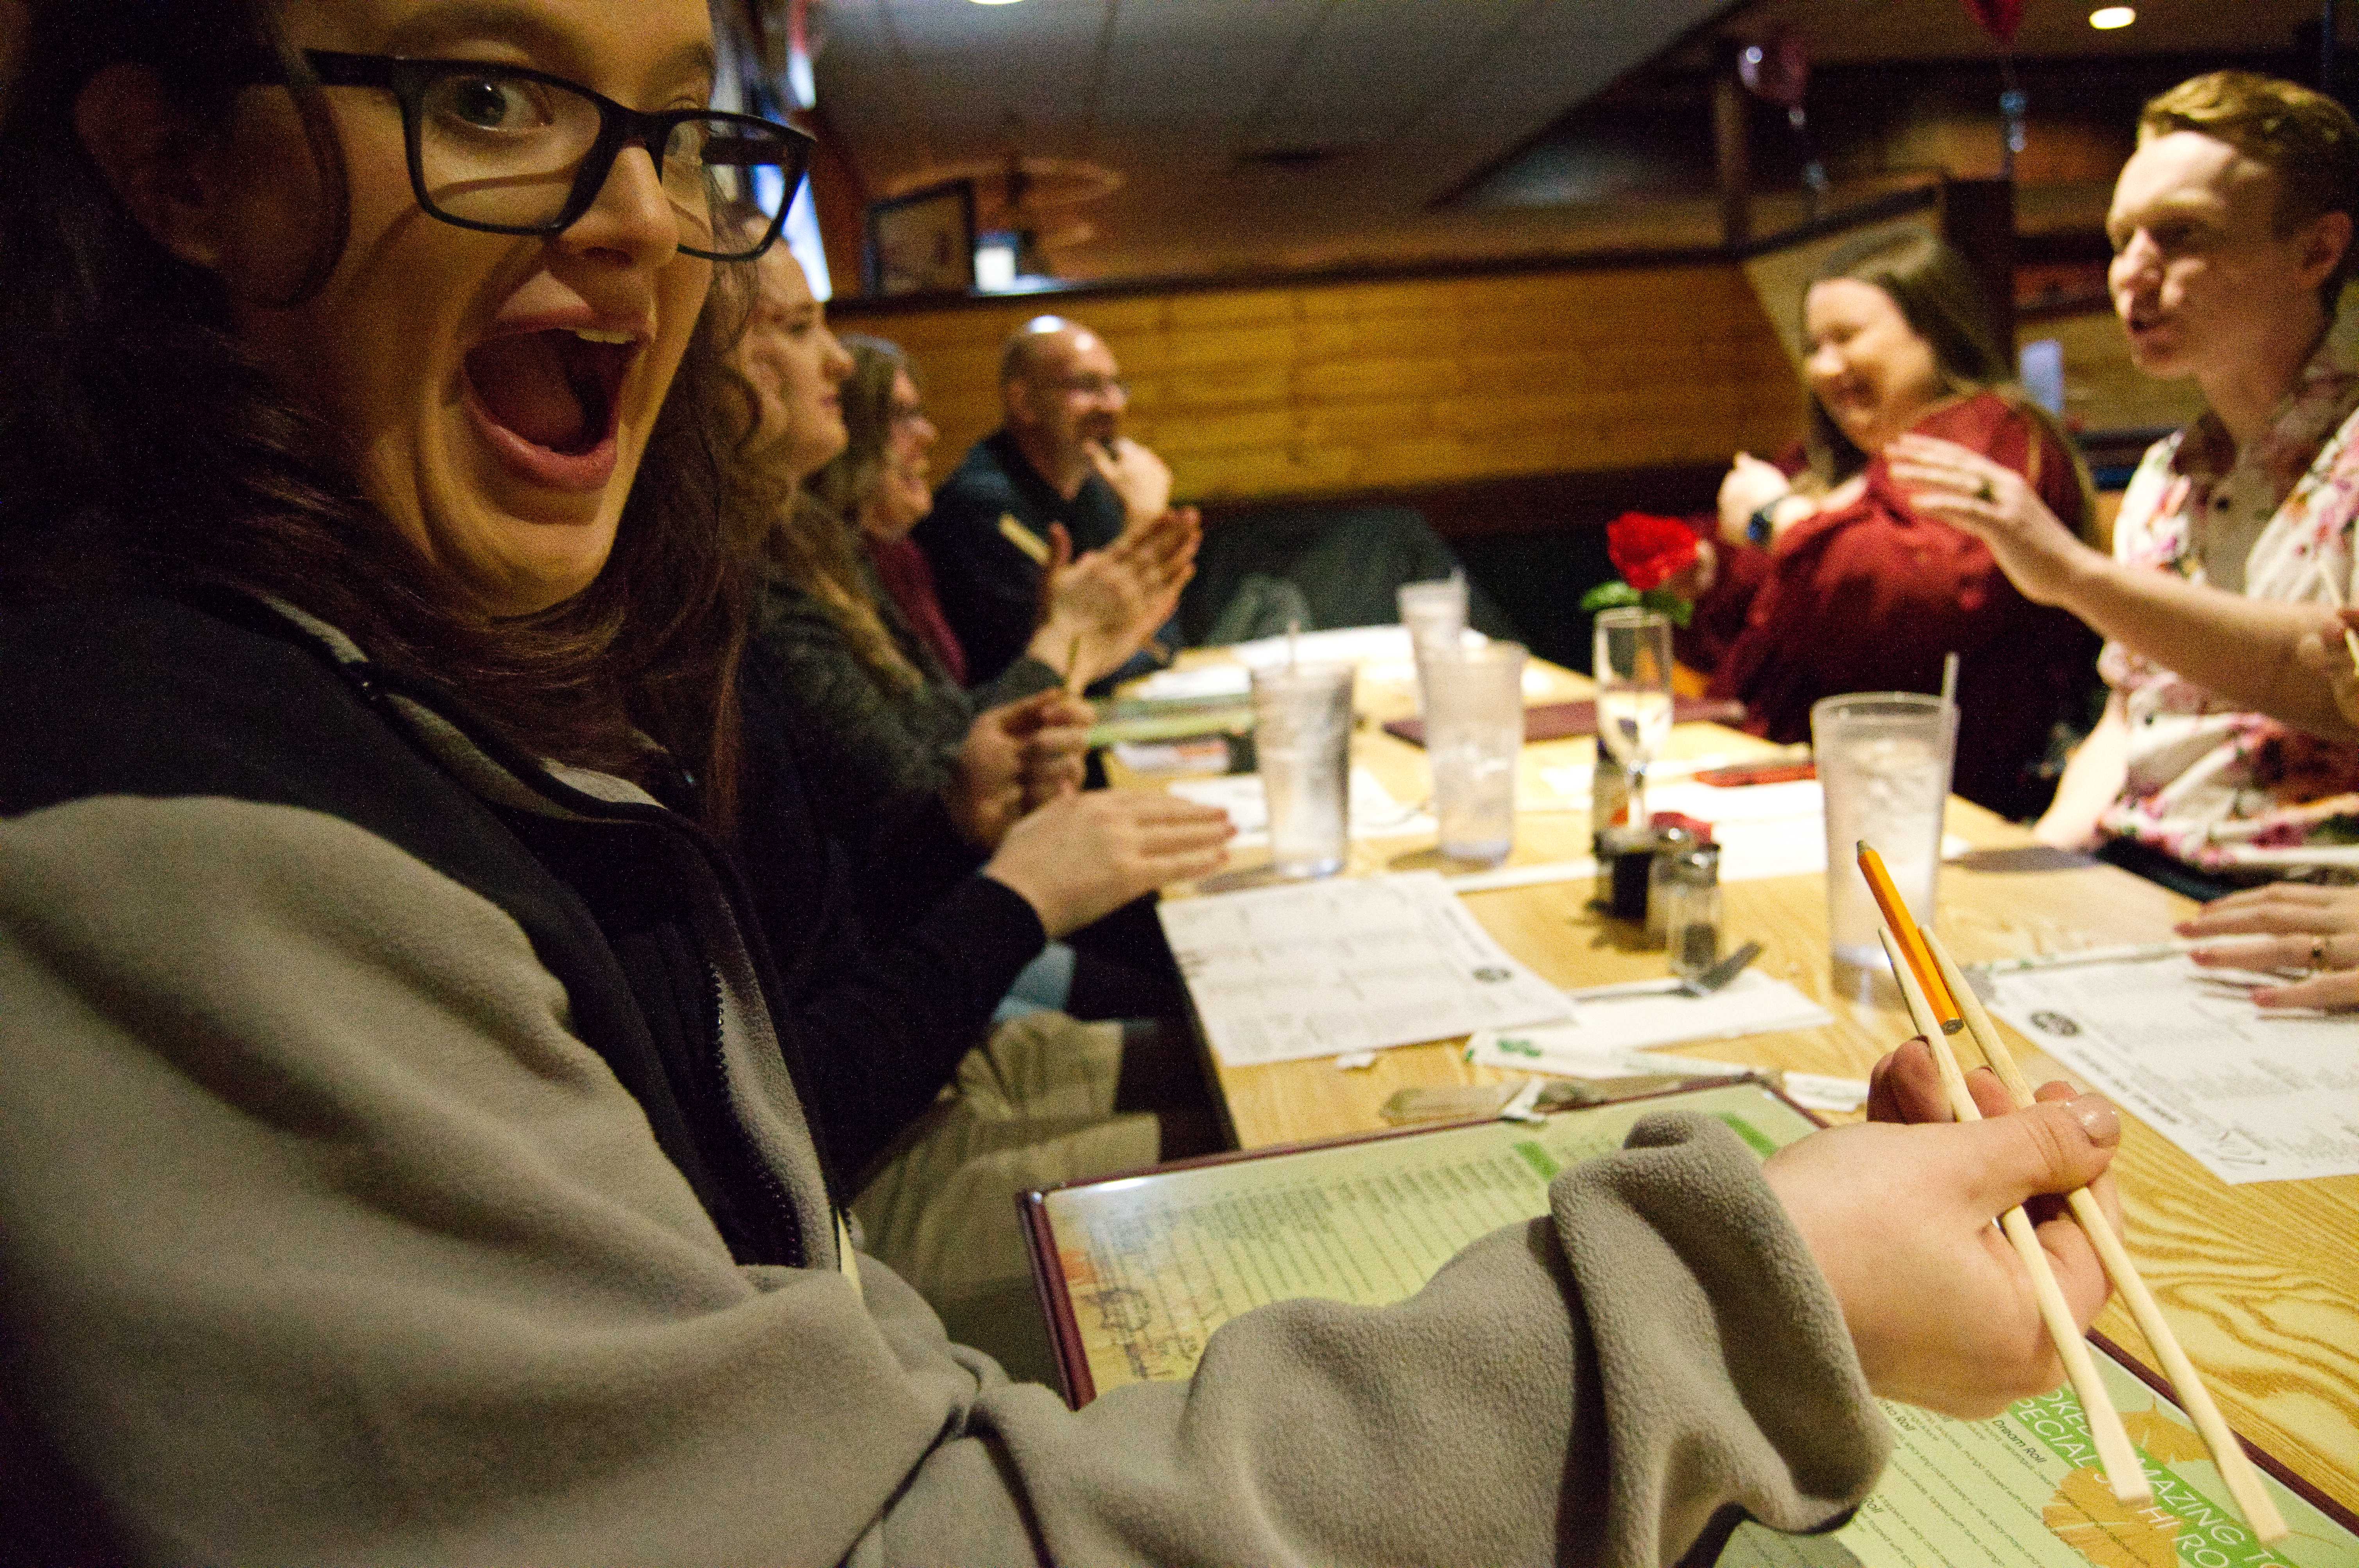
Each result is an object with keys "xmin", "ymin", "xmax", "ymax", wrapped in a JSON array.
[
  {"xmin": 1155, "ymin": 871, "xmax": 1573, "ymax": 1065},
  {"xmin": 1035, "ymin": 1082, "xmax": 2355, "ymax": 1567},
  {"xmin": 1983, "ymin": 956, "xmax": 2359, "ymax": 1185}
]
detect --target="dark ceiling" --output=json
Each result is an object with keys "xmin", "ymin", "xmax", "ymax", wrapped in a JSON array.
[{"xmin": 810, "ymin": 0, "xmax": 2329, "ymax": 284}]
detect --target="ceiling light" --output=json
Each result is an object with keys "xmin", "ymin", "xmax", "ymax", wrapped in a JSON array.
[{"xmin": 2088, "ymin": 6, "xmax": 2135, "ymax": 28}]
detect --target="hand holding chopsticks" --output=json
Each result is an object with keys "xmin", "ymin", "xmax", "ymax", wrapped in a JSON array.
[
  {"xmin": 1873, "ymin": 924, "xmax": 2150, "ymax": 1505},
  {"xmin": 1921, "ymin": 927, "xmax": 2289, "ymax": 1541},
  {"xmin": 1858, "ymin": 841, "xmax": 2289, "ymax": 1541}
]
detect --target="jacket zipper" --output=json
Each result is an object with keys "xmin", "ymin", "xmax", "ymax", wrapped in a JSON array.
[{"xmin": 699, "ymin": 949, "xmax": 806, "ymax": 1269}]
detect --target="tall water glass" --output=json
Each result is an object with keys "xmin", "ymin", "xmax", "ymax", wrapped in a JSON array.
[
  {"xmin": 1425, "ymin": 638, "xmax": 1526, "ymax": 864},
  {"xmin": 1399, "ymin": 574, "xmax": 1469, "ymax": 712},
  {"xmin": 1592, "ymin": 608, "xmax": 1674, "ymax": 824},
  {"xmin": 1812, "ymin": 692, "xmax": 1957, "ymax": 977},
  {"xmin": 1251, "ymin": 662, "xmax": 1357, "ymax": 878}
]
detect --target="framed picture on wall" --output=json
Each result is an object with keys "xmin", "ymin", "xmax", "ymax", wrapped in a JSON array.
[{"xmin": 864, "ymin": 179, "xmax": 977, "ymax": 297}]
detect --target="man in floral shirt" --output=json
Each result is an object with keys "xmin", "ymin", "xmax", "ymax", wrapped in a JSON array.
[{"xmin": 1892, "ymin": 72, "xmax": 2359, "ymax": 896}]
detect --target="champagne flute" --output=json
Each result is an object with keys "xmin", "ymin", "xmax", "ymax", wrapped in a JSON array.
[{"xmin": 1592, "ymin": 607, "xmax": 1674, "ymax": 825}]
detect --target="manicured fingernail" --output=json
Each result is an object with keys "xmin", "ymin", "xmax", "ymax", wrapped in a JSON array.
[{"xmin": 2067, "ymin": 1094, "xmax": 2119, "ymax": 1146}]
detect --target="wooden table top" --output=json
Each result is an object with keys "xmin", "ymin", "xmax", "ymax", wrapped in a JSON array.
[{"xmin": 1131, "ymin": 650, "xmax": 2359, "ymax": 1516}]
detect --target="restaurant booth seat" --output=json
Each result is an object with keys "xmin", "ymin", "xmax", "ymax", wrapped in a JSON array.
[{"xmin": 1178, "ymin": 503, "xmax": 1522, "ymax": 647}]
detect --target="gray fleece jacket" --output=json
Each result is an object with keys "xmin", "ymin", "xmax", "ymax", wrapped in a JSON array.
[{"xmin": 0, "ymin": 615, "xmax": 1891, "ymax": 1567}]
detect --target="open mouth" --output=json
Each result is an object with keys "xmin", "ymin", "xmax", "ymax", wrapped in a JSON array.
[{"xmin": 463, "ymin": 327, "xmax": 640, "ymax": 492}]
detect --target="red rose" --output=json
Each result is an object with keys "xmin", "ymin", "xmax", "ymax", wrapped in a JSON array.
[{"xmin": 1606, "ymin": 512, "xmax": 1702, "ymax": 593}]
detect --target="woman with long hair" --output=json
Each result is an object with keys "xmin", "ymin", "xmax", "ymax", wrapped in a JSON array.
[
  {"xmin": 1680, "ymin": 227, "xmax": 2101, "ymax": 816},
  {"xmin": 0, "ymin": 2, "xmax": 2124, "ymax": 1561},
  {"xmin": 768, "ymin": 328, "xmax": 1194, "ymax": 824},
  {"xmin": 727, "ymin": 248, "xmax": 1230, "ymax": 1377}
]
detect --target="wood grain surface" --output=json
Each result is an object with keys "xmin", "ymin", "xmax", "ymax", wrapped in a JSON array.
[
  {"xmin": 1131, "ymin": 652, "xmax": 2359, "ymax": 1515},
  {"xmin": 829, "ymin": 263, "xmax": 1809, "ymax": 505}
]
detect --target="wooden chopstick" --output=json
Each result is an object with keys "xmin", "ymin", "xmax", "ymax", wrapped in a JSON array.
[
  {"xmin": 1873, "ymin": 926, "xmax": 2153, "ymax": 1504},
  {"xmin": 1063, "ymin": 634, "xmax": 1086, "ymax": 696},
  {"xmin": 1924, "ymin": 930, "xmax": 2288, "ymax": 1543}
]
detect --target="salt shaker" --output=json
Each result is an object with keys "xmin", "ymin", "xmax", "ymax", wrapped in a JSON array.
[
  {"xmin": 1660, "ymin": 844, "xmax": 1723, "ymax": 979},
  {"xmin": 1644, "ymin": 825, "xmax": 1700, "ymax": 945}
]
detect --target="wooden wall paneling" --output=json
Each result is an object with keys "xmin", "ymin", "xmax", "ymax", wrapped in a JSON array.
[
  {"xmin": 2032, "ymin": 306, "xmax": 2206, "ymax": 439},
  {"xmin": 834, "ymin": 256, "xmax": 1809, "ymax": 508}
]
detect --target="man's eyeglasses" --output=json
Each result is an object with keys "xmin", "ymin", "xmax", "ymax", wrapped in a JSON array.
[
  {"xmin": 1052, "ymin": 374, "xmax": 1127, "ymax": 399},
  {"xmin": 268, "ymin": 51, "xmax": 812, "ymax": 262}
]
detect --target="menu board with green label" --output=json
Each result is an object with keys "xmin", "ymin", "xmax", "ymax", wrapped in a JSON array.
[{"xmin": 1022, "ymin": 1081, "xmax": 2358, "ymax": 1567}]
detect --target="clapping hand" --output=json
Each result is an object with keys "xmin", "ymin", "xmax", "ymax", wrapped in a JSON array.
[
  {"xmin": 947, "ymin": 688, "xmax": 1093, "ymax": 848},
  {"xmin": 1031, "ymin": 509, "xmax": 1200, "ymax": 688},
  {"xmin": 1716, "ymin": 452, "xmax": 1793, "ymax": 544},
  {"xmin": 984, "ymin": 789, "xmax": 1234, "ymax": 938}
]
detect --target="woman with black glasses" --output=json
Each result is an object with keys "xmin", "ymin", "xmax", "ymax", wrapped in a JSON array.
[{"xmin": 0, "ymin": 2, "xmax": 2130, "ymax": 1564}]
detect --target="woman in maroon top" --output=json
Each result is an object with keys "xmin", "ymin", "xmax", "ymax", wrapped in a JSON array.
[{"xmin": 1679, "ymin": 231, "xmax": 2101, "ymax": 817}]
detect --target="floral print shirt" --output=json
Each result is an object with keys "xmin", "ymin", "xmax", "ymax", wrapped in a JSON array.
[{"xmin": 2099, "ymin": 315, "xmax": 2359, "ymax": 871}]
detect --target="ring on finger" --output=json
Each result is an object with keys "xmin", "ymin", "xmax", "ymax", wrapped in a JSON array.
[{"xmin": 1975, "ymin": 477, "xmax": 1995, "ymax": 503}]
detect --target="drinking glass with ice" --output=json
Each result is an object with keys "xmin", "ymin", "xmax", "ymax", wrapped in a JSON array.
[{"xmin": 1811, "ymin": 693, "xmax": 1958, "ymax": 978}]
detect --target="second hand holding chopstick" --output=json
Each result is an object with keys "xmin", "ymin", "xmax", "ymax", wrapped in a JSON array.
[
  {"xmin": 1924, "ymin": 930, "xmax": 2288, "ymax": 1542},
  {"xmin": 2311, "ymin": 557, "xmax": 2359, "ymax": 676},
  {"xmin": 1873, "ymin": 925, "xmax": 2153, "ymax": 1506}
]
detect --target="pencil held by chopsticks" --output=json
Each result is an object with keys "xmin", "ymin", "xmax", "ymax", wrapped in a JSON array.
[
  {"xmin": 1922, "ymin": 929, "xmax": 2289, "ymax": 1543},
  {"xmin": 1857, "ymin": 843, "xmax": 2151, "ymax": 1506}
]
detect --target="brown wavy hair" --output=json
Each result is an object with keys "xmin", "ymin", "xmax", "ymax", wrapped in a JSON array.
[
  {"xmin": 1801, "ymin": 227, "xmax": 2099, "ymax": 543},
  {"xmin": 760, "ymin": 334, "xmax": 923, "ymax": 692},
  {"xmin": 2140, "ymin": 71, "xmax": 2359, "ymax": 311},
  {"xmin": 0, "ymin": 0, "xmax": 774, "ymax": 827}
]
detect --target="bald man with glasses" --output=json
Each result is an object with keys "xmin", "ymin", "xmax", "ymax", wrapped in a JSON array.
[{"xmin": 915, "ymin": 316, "xmax": 1191, "ymax": 689}]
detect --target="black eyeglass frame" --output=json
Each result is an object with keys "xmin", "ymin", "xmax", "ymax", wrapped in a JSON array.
[{"xmin": 285, "ymin": 49, "xmax": 812, "ymax": 262}]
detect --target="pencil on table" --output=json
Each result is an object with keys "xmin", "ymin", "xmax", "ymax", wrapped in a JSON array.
[
  {"xmin": 1923, "ymin": 930, "xmax": 2288, "ymax": 1543},
  {"xmin": 1871, "ymin": 924, "xmax": 2152, "ymax": 1507},
  {"xmin": 1856, "ymin": 843, "xmax": 2150, "ymax": 1505}
]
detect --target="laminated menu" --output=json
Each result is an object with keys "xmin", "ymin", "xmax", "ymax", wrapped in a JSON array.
[{"xmin": 1020, "ymin": 1081, "xmax": 2358, "ymax": 1567}]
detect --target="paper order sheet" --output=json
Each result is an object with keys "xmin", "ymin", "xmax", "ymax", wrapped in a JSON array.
[
  {"xmin": 1156, "ymin": 870, "xmax": 1573, "ymax": 1065},
  {"xmin": 1981, "ymin": 955, "xmax": 2359, "ymax": 1185},
  {"xmin": 1036, "ymin": 1082, "xmax": 2357, "ymax": 1568}
]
